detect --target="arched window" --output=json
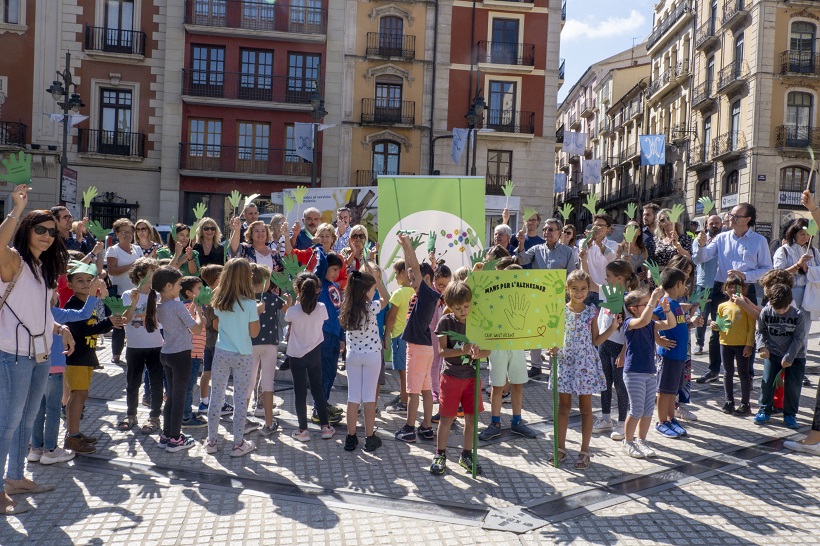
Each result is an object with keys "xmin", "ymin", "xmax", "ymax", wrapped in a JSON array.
[
  {"xmin": 372, "ymin": 140, "xmax": 400, "ymax": 175},
  {"xmin": 725, "ymin": 169, "xmax": 739, "ymax": 194},
  {"xmin": 698, "ymin": 179, "xmax": 710, "ymax": 199},
  {"xmin": 780, "ymin": 166, "xmax": 811, "ymax": 192},
  {"xmin": 791, "ymin": 22, "xmax": 816, "ymax": 54}
]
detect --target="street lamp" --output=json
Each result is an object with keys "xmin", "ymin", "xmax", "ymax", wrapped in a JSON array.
[
  {"xmin": 309, "ymin": 90, "xmax": 327, "ymax": 187},
  {"xmin": 46, "ymin": 51, "xmax": 84, "ymax": 205},
  {"xmin": 464, "ymin": 92, "xmax": 486, "ymax": 176}
]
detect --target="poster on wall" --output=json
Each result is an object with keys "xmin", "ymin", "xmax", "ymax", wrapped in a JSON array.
[
  {"xmin": 283, "ymin": 186, "xmax": 378, "ymax": 243},
  {"xmin": 466, "ymin": 269, "xmax": 566, "ymax": 350},
  {"xmin": 378, "ymin": 176, "xmax": 485, "ymax": 291}
]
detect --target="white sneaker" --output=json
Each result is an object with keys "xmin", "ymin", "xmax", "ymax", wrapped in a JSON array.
[
  {"xmin": 675, "ymin": 405, "xmax": 698, "ymax": 422},
  {"xmin": 230, "ymin": 440, "xmax": 256, "ymax": 457},
  {"xmin": 244, "ymin": 421, "xmax": 261, "ymax": 435},
  {"xmin": 610, "ymin": 421, "xmax": 625, "ymax": 441},
  {"xmin": 623, "ymin": 439, "xmax": 645, "ymax": 459},
  {"xmin": 592, "ymin": 417, "xmax": 613, "ymax": 433},
  {"xmin": 27, "ymin": 447, "xmax": 43, "ymax": 463},
  {"xmin": 635, "ymin": 439, "xmax": 657, "ymax": 457},
  {"xmin": 40, "ymin": 447, "xmax": 75, "ymax": 465},
  {"xmin": 204, "ymin": 439, "xmax": 219, "ymax": 454}
]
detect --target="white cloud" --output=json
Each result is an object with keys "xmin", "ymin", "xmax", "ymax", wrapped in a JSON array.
[{"xmin": 563, "ymin": 11, "xmax": 647, "ymax": 41}]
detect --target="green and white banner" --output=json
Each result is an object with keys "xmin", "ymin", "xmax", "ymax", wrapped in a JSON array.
[
  {"xmin": 467, "ymin": 269, "xmax": 566, "ymax": 350},
  {"xmin": 378, "ymin": 176, "xmax": 485, "ymax": 290}
]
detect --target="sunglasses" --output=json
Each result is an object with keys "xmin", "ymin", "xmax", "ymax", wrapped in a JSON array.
[
  {"xmin": 136, "ymin": 227, "xmax": 149, "ymax": 232},
  {"xmin": 202, "ymin": 226, "xmax": 216, "ymax": 232},
  {"xmin": 351, "ymin": 233, "xmax": 366, "ymax": 239},
  {"xmin": 33, "ymin": 225, "xmax": 57, "ymax": 237},
  {"xmin": 544, "ymin": 227, "xmax": 559, "ymax": 232}
]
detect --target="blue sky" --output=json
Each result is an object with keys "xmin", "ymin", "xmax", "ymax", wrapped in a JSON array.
[{"xmin": 558, "ymin": 0, "xmax": 655, "ymax": 103}]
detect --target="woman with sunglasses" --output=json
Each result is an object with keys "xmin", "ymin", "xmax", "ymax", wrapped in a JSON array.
[
  {"xmin": 559, "ymin": 224, "xmax": 577, "ymax": 249},
  {"xmin": 106, "ymin": 218, "xmax": 141, "ymax": 364},
  {"xmin": 341, "ymin": 225, "xmax": 377, "ymax": 275},
  {"xmin": 653, "ymin": 208, "xmax": 692, "ymax": 274},
  {"xmin": 134, "ymin": 219, "xmax": 161, "ymax": 258},
  {"xmin": 0, "ymin": 184, "xmax": 75, "ymax": 515},
  {"xmin": 192, "ymin": 217, "xmax": 225, "ymax": 267}
]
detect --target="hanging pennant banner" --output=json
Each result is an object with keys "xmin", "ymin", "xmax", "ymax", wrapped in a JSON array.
[
  {"xmin": 640, "ymin": 134, "xmax": 666, "ymax": 166},
  {"xmin": 563, "ymin": 130, "xmax": 587, "ymax": 155},
  {"xmin": 554, "ymin": 173, "xmax": 567, "ymax": 193},
  {"xmin": 582, "ymin": 160, "xmax": 602, "ymax": 185}
]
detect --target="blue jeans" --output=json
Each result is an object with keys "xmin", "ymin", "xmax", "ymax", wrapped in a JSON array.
[
  {"xmin": 31, "ymin": 372, "xmax": 63, "ymax": 451},
  {"xmin": 183, "ymin": 357, "xmax": 203, "ymax": 421},
  {"xmin": 318, "ymin": 331, "xmax": 341, "ymax": 405},
  {"xmin": 0, "ymin": 351, "xmax": 50, "ymax": 480}
]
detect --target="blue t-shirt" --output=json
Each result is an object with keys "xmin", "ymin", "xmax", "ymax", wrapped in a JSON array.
[
  {"xmin": 653, "ymin": 298, "xmax": 687, "ymax": 361},
  {"xmin": 375, "ymin": 289, "xmax": 388, "ymax": 339},
  {"xmin": 623, "ymin": 317, "xmax": 657, "ymax": 374},
  {"xmin": 215, "ymin": 298, "xmax": 259, "ymax": 355}
]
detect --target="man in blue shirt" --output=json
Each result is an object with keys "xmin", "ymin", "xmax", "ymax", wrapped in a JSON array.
[
  {"xmin": 692, "ymin": 214, "xmax": 722, "ymax": 355},
  {"xmin": 693, "ymin": 203, "xmax": 772, "ymax": 382},
  {"xmin": 291, "ymin": 207, "xmax": 322, "ymax": 250}
]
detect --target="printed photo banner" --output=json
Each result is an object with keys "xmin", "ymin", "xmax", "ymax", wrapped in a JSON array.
[
  {"xmin": 378, "ymin": 176, "xmax": 485, "ymax": 292},
  {"xmin": 283, "ymin": 186, "xmax": 378, "ymax": 243},
  {"xmin": 466, "ymin": 269, "xmax": 566, "ymax": 350}
]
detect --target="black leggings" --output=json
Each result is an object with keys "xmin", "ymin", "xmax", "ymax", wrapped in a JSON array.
[
  {"xmin": 126, "ymin": 347, "xmax": 164, "ymax": 418},
  {"xmin": 290, "ymin": 345, "xmax": 328, "ymax": 430},
  {"xmin": 160, "ymin": 350, "xmax": 192, "ymax": 439},
  {"xmin": 721, "ymin": 345, "xmax": 751, "ymax": 405},
  {"xmin": 812, "ymin": 379, "xmax": 820, "ymax": 432},
  {"xmin": 599, "ymin": 340, "xmax": 628, "ymax": 422}
]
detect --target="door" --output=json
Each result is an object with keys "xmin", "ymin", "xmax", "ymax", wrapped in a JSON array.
[
  {"xmin": 375, "ymin": 78, "xmax": 403, "ymax": 123},
  {"xmin": 787, "ymin": 92, "xmax": 813, "ymax": 146},
  {"xmin": 99, "ymin": 89, "xmax": 132, "ymax": 155},
  {"xmin": 703, "ymin": 115, "xmax": 712, "ymax": 161},
  {"xmin": 379, "ymin": 16, "xmax": 403, "ymax": 57},
  {"xmin": 188, "ymin": 119, "xmax": 222, "ymax": 170},
  {"xmin": 491, "ymin": 18, "xmax": 519, "ymax": 64},
  {"xmin": 709, "ymin": 0, "xmax": 717, "ymax": 34},
  {"xmin": 488, "ymin": 81, "xmax": 517, "ymax": 130},
  {"xmin": 790, "ymin": 22, "xmax": 816, "ymax": 73},
  {"xmin": 730, "ymin": 101, "xmax": 741, "ymax": 149},
  {"xmin": 287, "ymin": 53, "xmax": 320, "ymax": 102},
  {"xmin": 237, "ymin": 122, "xmax": 270, "ymax": 174},
  {"xmin": 191, "ymin": 46, "xmax": 225, "ymax": 97},
  {"xmin": 372, "ymin": 141, "xmax": 400, "ymax": 176},
  {"xmin": 104, "ymin": 0, "xmax": 134, "ymax": 53},
  {"xmin": 239, "ymin": 49, "xmax": 273, "ymax": 101},
  {"xmin": 734, "ymin": 34, "xmax": 744, "ymax": 76},
  {"xmin": 706, "ymin": 56, "xmax": 715, "ymax": 89}
]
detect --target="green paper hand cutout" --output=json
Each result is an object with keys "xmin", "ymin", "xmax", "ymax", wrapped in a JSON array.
[
  {"xmin": 643, "ymin": 259, "xmax": 661, "ymax": 286},
  {"xmin": 0, "ymin": 151, "xmax": 32, "ymax": 185},
  {"xmin": 582, "ymin": 226, "xmax": 599, "ymax": 249},
  {"xmin": 409, "ymin": 233, "xmax": 425, "ymax": 251},
  {"xmin": 469, "ymin": 249, "xmax": 485, "ymax": 268},
  {"xmin": 283, "ymin": 194, "xmax": 296, "ymax": 214},
  {"xmin": 558, "ymin": 203, "xmax": 574, "ymax": 221},
  {"xmin": 270, "ymin": 271, "xmax": 296, "ymax": 300},
  {"xmin": 523, "ymin": 208, "xmax": 538, "ymax": 222},
  {"xmin": 193, "ymin": 286, "xmax": 213, "ymax": 306},
  {"xmin": 82, "ymin": 186, "xmax": 98, "ymax": 209},
  {"xmin": 482, "ymin": 258, "xmax": 501, "ymax": 271},
  {"xmin": 465, "ymin": 228, "xmax": 480, "ymax": 247},
  {"xmin": 582, "ymin": 193, "xmax": 598, "ymax": 216},
  {"xmin": 624, "ymin": 224, "xmax": 638, "ymax": 244},
  {"xmin": 501, "ymin": 180, "xmax": 515, "ymax": 198},
  {"xmin": 228, "ymin": 190, "xmax": 242, "ymax": 210},
  {"xmin": 697, "ymin": 196, "xmax": 716, "ymax": 216},
  {"xmin": 625, "ymin": 202, "xmax": 638, "ymax": 220},
  {"xmin": 667, "ymin": 203, "xmax": 685, "ymax": 224},
  {"xmin": 193, "ymin": 202, "xmax": 208, "ymax": 220},
  {"xmin": 137, "ymin": 271, "xmax": 153, "ymax": 290},
  {"xmin": 244, "ymin": 193, "xmax": 260, "ymax": 209},
  {"xmin": 427, "ymin": 231, "xmax": 437, "ymax": 253},
  {"xmin": 102, "ymin": 296, "xmax": 128, "ymax": 316},
  {"xmin": 294, "ymin": 186, "xmax": 308, "ymax": 204},
  {"xmin": 805, "ymin": 220, "xmax": 819, "ymax": 237},
  {"xmin": 85, "ymin": 220, "xmax": 109, "ymax": 241},
  {"xmin": 282, "ymin": 254, "xmax": 306, "ymax": 279},
  {"xmin": 715, "ymin": 315, "xmax": 732, "ymax": 332},
  {"xmin": 599, "ymin": 284, "xmax": 625, "ymax": 314},
  {"xmin": 691, "ymin": 287, "xmax": 711, "ymax": 310}
]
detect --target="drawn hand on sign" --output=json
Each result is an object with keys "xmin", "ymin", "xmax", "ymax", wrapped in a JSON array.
[
  {"xmin": 504, "ymin": 294, "xmax": 530, "ymax": 330},
  {"xmin": 545, "ymin": 303, "xmax": 561, "ymax": 329}
]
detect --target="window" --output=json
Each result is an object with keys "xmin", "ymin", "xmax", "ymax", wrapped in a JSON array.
[
  {"xmin": 242, "ymin": 0, "xmax": 274, "ymax": 29},
  {"xmin": 706, "ymin": 56, "xmax": 715, "ymax": 86},
  {"xmin": 709, "ymin": 0, "xmax": 717, "ymax": 33},
  {"xmin": 2, "ymin": 0, "xmax": 19, "ymax": 24},
  {"xmin": 488, "ymin": 80, "xmax": 517, "ymax": 129},
  {"xmin": 372, "ymin": 140, "xmax": 400, "ymax": 174},
  {"xmin": 486, "ymin": 150, "xmax": 512, "ymax": 194},
  {"xmin": 734, "ymin": 34, "xmax": 744, "ymax": 73},
  {"xmin": 290, "ymin": 0, "xmax": 322, "ymax": 32},
  {"xmin": 725, "ymin": 169, "xmax": 739, "ymax": 194},
  {"xmin": 791, "ymin": 22, "xmax": 816, "ymax": 53},
  {"xmin": 105, "ymin": 0, "xmax": 133, "ymax": 30},
  {"xmin": 698, "ymin": 179, "xmax": 710, "ymax": 199},
  {"xmin": 781, "ymin": 166, "xmax": 811, "ymax": 192},
  {"xmin": 491, "ymin": 18, "xmax": 520, "ymax": 64},
  {"xmin": 193, "ymin": 0, "xmax": 225, "ymax": 22},
  {"xmin": 99, "ymin": 88, "xmax": 132, "ymax": 155},
  {"xmin": 191, "ymin": 45, "xmax": 225, "ymax": 94},
  {"xmin": 730, "ymin": 101, "xmax": 741, "ymax": 148},
  {"xmin": 188, "ymin": 118, "xmax": 222, "ymax": 170},
  {"xmin": 287, "ymin": 52, "xmax": 320, "ymax": 102},
  {"xmin": 375, "ymin": 76, "xmax": 403, "ymax": 123},
  {"xmin": 240, "ymin": 49, "xmax": 273, "ymax": 100},
  {"xmin": 237, "ymin": 122, "xmax": 270, "ymax": 173},
  {"xmin": 787, "ymin": 92, "xmax": 813, "ymax": 128},
  {"xmin": 379, "ymin": 16, "xmax": 403, "ymax": 56}
]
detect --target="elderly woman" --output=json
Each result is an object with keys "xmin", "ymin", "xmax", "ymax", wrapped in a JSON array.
[
  {"xmin": 653, "ymin": 207, "xmax": 692, "ymax": 268},
  {"xmin": 0, "ymin": 184, "xmax": 75, "ymax": 514},
  {"xmin": 158, "ymin": 223, "xmax": 200, "ymax": 276},
  {"xmin": 134, "ymin": 219, "xmax": 161, "ymax": 258},
  {"xmin": 773, "ymin": 219, "xmax": 820, "ymax": 343},
  {"xmin": 105, "ymin": 218, "xmax": 141, "ymax": 364},
  {"xmin": 269, "ymin": 213, "xmax": 287, "ymax": 258},
  {"xmin": 341, "ymin": 224, "xmax": 377, "ymax": 274},
  {"xmin": 192, "ymin": 216, "xmax": 224, "ymax": 267},
  {"xmin": 229, "ymin": 216, "xmax": 280, "ymax": 271}
]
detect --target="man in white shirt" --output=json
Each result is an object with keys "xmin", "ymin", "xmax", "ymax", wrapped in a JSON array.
[{"xmin": 581, "ymin": 213, "xmax": 618, "ymax": 306}]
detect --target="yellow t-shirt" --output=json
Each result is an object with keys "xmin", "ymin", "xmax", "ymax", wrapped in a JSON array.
[
  {"xmin": 389, "ymin": 286, "xmax": 414, "ymax": 338},
  {"xmin": 716, "ymin": 300, "xmax": 755, "ymax": 347}
]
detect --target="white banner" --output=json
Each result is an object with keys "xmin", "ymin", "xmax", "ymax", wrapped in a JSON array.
[
  {"xmin": 451, "ymin": 128, "xmax": 470, "ymax": 165},
  {"xmin": 563, "ymin": 129, "xmax": 587, "ymax": 155},
  {"xmin": 582, "ymin": 159, "xmax": 602, "ymax": 185},
  {"xmin": 294, "ymin": 122, "xmax": 314, "ymax": 162},
  {"xmin": 46, "ymin": 114, "xmax": 88, "ymax": 127}
]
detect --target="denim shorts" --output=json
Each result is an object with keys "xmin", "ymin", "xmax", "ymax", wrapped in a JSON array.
[{"xmin": 391, "ymin": 336, "xmax": 407, "ymax": 371}]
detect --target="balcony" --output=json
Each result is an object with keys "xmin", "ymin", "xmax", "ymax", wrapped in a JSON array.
[
  {"xmin": 717, "ymin": 61, "xmax": 748, "ymax": 95},
  {"xmin": 569, "ymin": 113, "xmax": 580, "ymax": 130},
  {"xmin": 361, "ymin": 99, "xmax": 415, "ymax": 126},
  {"xmin": 646, "ymin": 1, "xmax": 692, "ymax": 52},
  {"xmin": 476, "ymin": 41, "xmax": 535, "ymax": 67},
  {"xmin": 627, "ymin": 98, "xmax": 644, "ymax": 120},
  {"xmin": 779, "ymin": 190, "xmax": 804, "ymax": 209},
  {"xmin": 559, "ymin": 58, "xmax": 565, "ymax": 81},
  {"xmin": 646, "ymin": 66, "xmax": 673, "ymax": 101},
  {"xmin": 649, "ymin": 178, "xmax": 677, "ymax": 201},
  {"xmin": 556, "ymin": 124, "xmax": 565, "ymax": 144},
  {"xmin": 181, "ymin": 70, "xmax": 321, "ymax": 108},
  {"xmin": 366, "ymin": 33, "xmax": 415, "ymax": 61},
  {"xmin": 558, "ymin": 155, "xmax": 569, "ymax": 172},
  {"xmin": 179, "ymin": 143, "xmax": 314, "ymax": 178},
  {"xmin": 776, "ymin": 125, "xmax": 820, "ymax": 149},
  {"xmin": 675, "ymin": 59, "xmax": 691, "ymax": 81},
  {"xmin": 482, "ymin": 109, "xmax": 535, "ymax": 134},
  {"xmin": 183, "ymin": 0, "xmax": 326, "ymax": 40},
  {"xmin": 78, "ymin": 129, "xmax": 146, "ymax": 158},
  {"xmin": 711, "ymin": 131, "xmax": 746, "ymax": 160},
  {"xmin": 691, "ymin": 81, "xmax": 716, "ymax": 110},
  {"xmin": 580, "ymin": 98, "xmax": 596, "ymax": 118},
  {"xmin": 619, "ymin": 143, "xmax": 639, "ymax": 164},
  {"xmin": 780, "ymin": 51, "xmax": 820, "ymax": 77},
  {"xmin": 671, "ymin": 123, "xmax": 690, "ymax": 142},
  {"xmin": 0, "ymin": 121, "xmax": 27, "ymax": 148},
  {"xmin": 722, "ymin": 0, "xmax": 748, "ymax": 29},
  {"xmin": 355, "ymin": 170, "xmax": 415, "ymax": 187},
  {"xmin": 486, "ymin": 174, "xmax": 511, "ymax": 196},
  {"xmin": 84, "ymin": 26, "xmax": 146, "ymax": 57},
  {"xmin": 689, "ymin": 142, "xmax": 711, "ymax": 169},
  {"xmin": 695, "ymin": 20, "xmax": 718, "ymax": 51}
]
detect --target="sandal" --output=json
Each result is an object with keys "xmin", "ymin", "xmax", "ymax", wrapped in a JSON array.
[
  {"xmin": 548, "ymin": 448, "xmax": 567, "ymax": 466},
  {"xmin": 140, "ymin": 417, "xmax": 160, "ymax": 435},
  {"xmin": 117, "ymin": 416, "xmax": 137, "ymax": 432},
  {"xmin": 574, "ymin": 451, "xmax": 593, "ymax": 470}
]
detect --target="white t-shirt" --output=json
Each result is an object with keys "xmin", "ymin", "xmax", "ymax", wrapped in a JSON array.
[
  {"xmin": 597, "ymin": 305, "xmax": 627, "ymax": 345},
  {"xmin": 285, "ymin": 302, "xmax": 328, "ymax": 358},
  {"xmin": 346, "ymin": 300, "xmax": 382, "ymax": 354},
  {"xmin": 121, "ymin": 291, "xmax": 164, "ymax": 349},
  {"xmin": 255, "ymin": 251, "xmax": 274, "ymax": 271},
  {"xmin": 105, "ymin": 244, "xmax": 141, "ymax": 291}
]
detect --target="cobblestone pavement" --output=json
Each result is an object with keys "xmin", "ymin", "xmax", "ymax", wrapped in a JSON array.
[{"xmin": 2, "ymin": 328, "xmax": 820, "ymax": 544}]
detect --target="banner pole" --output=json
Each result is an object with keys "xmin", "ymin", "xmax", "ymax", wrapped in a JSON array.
[
  {"xmin": 472, "ymin": 356, "xmax": 480, "ymax": 479},
  {"xmin": 552, "ymin": 351, "xmax": 559, "ymax": 469}
]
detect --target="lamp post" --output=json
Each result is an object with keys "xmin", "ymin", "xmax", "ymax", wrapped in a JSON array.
[
  {"xmin": 309, "ymin": 91, "xmax": 328, "ymax": 187},
  {"xmin": 464, "ymin": 92, "xmax": 486, "ymax": 176},
  {"xmin": 46, "ymin": 51, "xmax": 84, "ymax": 205}
]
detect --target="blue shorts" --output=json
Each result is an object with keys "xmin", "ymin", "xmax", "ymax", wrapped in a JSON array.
[
  {"xmin": 391, "ymin": 336, "xmax": 407, "ymax": 371},
  {"xmin": 658, "ymin": 357, "xmax": 686, "ymax": 395}
]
